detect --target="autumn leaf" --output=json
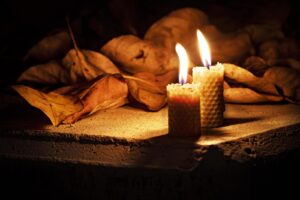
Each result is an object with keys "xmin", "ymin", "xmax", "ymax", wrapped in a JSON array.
[
  {"xmin": 17, "ymin": 60, "xmax": 71, "ymax": 85},
  {"xmin": 224, "ymin": 63, "xmax": 279, "ymax": 95},
  {"xmin": 224, "ymin": 87, "xmax": 283, "ymax": 103},
  {"xmin": 244, "ymin": 25, "xmax": 284, "ymax": 45},
  {"xmin": 144, "ymin": 8, "xmax": 209, "ymax": 66},
  {"xmin": 242, "ymin": 56, "xmax": 269, "ymax": 77},
  {"xmin": 263, "ymin": 67, "xmax": 300, "ymax": 101},
  {"xmin": 12, "ymin": 85, "xmax": 83, "ymax": 126},
  {"xmin": 61, "ymin": 18, "xmax": 120, "ymax": 83},
  {"xmin": 62, "ymin": 49, "xmax": 120, "ymax": 83},
  {"xmin": 127, "ymin": 80, "xmax": 167, "ymax": 111},
  {"xmin": 124, "ymin": 70, "xmax": 177, "ymax": 110},
  {"xmin": 24, "ymin": 29, "xmax": 72, "ymax": 62},
  {"xmin": 101, "ymin": 35, "xmax": 178, "ymax": 75},
  {"xmin": 63, "ymin": 74, "xmax": 128, "ymax": 124}
]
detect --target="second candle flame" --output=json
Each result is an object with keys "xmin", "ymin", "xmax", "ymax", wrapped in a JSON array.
[
  {"xmin": 197, "ymin": 29, "xmax": 211, "ymax": 69},
  {"xmin": 175, "ymin": 43, "xmax": 189, "ymax": 85}
]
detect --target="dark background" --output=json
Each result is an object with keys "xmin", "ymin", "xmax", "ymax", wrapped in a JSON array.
[{"xmin": 0, "ymin": 0, "xmax": 299, "ymax": 84}]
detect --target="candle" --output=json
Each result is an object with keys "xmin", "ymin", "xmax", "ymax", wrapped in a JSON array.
[
  {"xmin": 167, "ymin": 43, "xmax": 201, "ymax": 137},
  {"xmin": 192, "ymin": 30, "xmax": 225, "ymax": 128}
]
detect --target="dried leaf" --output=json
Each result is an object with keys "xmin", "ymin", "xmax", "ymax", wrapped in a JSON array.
[
  {"xmin": 125, "ymin": 70, "xmax": 177, "ymax": 110},
  {"xmin": 127, "ymin": 79, "xmax": 166, "ymax": 111},
  {"xmin": 144, "ymin": 8, "xmax": 208, "ymax": 65},
  {"xmin": 264, "ymin": 58, "xmax": 300, "ymax": 72},
  {"xmin": 279, "ymin": 38, "xmax": 300, "ymax": 59},
  {"xmin": 63, "ymin": 74, "xmax": 128, "ymax": 124},
  {"xmin": 258, "ymin": 40, "xmax": 280, "ymax": 61},
  {"xmin": 152, "ymin": 69, "xmax": 178, "ymax": 87},
  {"xmin": 242, "ymin": 56, "xmax": 269, "ymax": 77},
  {"xmin": 52, "ymin": 82, "xmax": 90, "ymax": 96},
  {"xmin": 144, "ymin": 7, "xmax": 253, "ymax": 64},
  {"xmin": 211, "ymin": 32, "xmax": 253, "ymax": 64},
  {"xmin": 12, "ymin": 85, "xmax": 82, "ymax": 126},
  {"xmin": 124, "ymin": 70, "xmax": 176, "ymax": 94},
  {"xmin": 224, "ymin": 88, "xmax": 283, "ymax": 103},
  {"xmin": 224, "ymin": 63, "xmax": 278, "ymax": 95},
  {"xmin": 125, "ymin": 75, "xmax": 164, "ymax": 94},
  {"xmin": 101, "ymin": 35, "xmax": 178, "ymax": 75},
  {"xmin": 145, "ymin": 8, "xmax": 208, "ymax": 48},
  {"xmin": 24, "ymin": 30, "xmax": 72, "ymax": 62},
  {"xmin": 224, "ymin": 81, "xmax": 231, "ymax": 89},
  {"xmin": 244, "ymin": 25, "xmax": 284, "ymax": 45},
  {"xmin": 263, "ymin": 67, "xmax": 300, "ymax": 100},
  {"xmin": 286, "ymin": 58, "xmax": 300, "ymax": 72},
  {"xmin": 168, "ymin": 7, "xmax": 208, "ymax": 24},
  {"xmin": 63, "ymin": 49, "xmax": 120, "ymax": 83},
  {"xmin": 17, "ymin": 60, "xmax": 71, "ymax": 85}
]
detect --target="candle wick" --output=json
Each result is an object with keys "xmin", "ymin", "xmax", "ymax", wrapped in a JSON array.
[
  {"xmin": 205, "ymin": 63, "xmax": 210, "ymax": 70},
  {"xmin": 203, "ymin": 60, "xmax": 211, "ymax": 70}
]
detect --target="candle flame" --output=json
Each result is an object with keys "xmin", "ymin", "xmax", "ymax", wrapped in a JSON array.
[
  {"xmin": 175, "ymin": 43, "xmax": 189, "ymax": 84},
  {"xmin": 197, "ymin": 29, "xmax": 211, "ymax": 69}
]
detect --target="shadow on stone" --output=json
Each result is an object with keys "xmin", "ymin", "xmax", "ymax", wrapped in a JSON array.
[{"xmin": 223, "ymin": 117, "xmax": 261, "ymax": 126}]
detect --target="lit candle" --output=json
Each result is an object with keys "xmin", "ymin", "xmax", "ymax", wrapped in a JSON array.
[
  {"xmin": 192, "ymin": 30, "xmax": 225, "ymax": 128},
  {"xmin": 167, "ymin": 43, "xmax": 201, "ymax": 137}
]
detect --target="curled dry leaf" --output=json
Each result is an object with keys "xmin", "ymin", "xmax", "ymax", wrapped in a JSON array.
[
  {"xmin": 224, "ymin": 63, "xmax": 278, "ymax": 95},
  {"xmin": 17, "ymin": 60, "xmax": 71, "ymax": 85},
  {"xmin": 263, "ymin": 67, "xmax": 300, "ymax": 101},
  {"xmin": 258, "ymin": 40, "xmax": 280, "ymax": 61},
  {"xmin": 263, "ymin": 58, "xmax": 300, "ymax": 72},
  {"xmin": 63, "ymin": 74, "xmax": 128, "ymax": 124},
  {"xmin": 286, "ymin": 58, "xmax": 300, "ymax": 72},
  {"xmin": 244, "ymin": 25, "xmax": 284, "ymax": 45},
  {"xmin": 101, "ymin": 35, "xmax": 177, "ymax": 75},
  {"xmin": 223, "ymin": 81, "xmax": 231, "ymax": 89},
  {"xmin": 242, "ymin": 56, "xmax": 269, "ymax": 77},
  {"xmin": 144, "ymin": 7, "xmax": 208, "ymax": 65},
  {"xmin": 279, "ymin": 38, "xmax": 300, "ymax": 59},
  {"xmin": 12, "ymin": 85, "xmax": 82, "ymax": 126},
  {"xmin": 63, "ymin": 49, "xmax": 120, "ymax": 83},
  {"xmin": 167, "ymin": 7, "xmax": 208, "ymax": 24},
  {"xmin": 224, "ymin": 88, "xmax": 283, "ymax": 103},
  {"xmin": 145, "ymin": 7, "xmax": 253, "ymax": 64},
  {"xmin": 125, "ymin": 70, "xmax": 177, "ymax": 111},
  {"xmin": 127, "ymin": 82, "xmax": 166, "ymax": 111},
  {"xmin": 211, "ymin": 31, "xmax": 253, "ymax": 64},
  {"xmin": 201, "ymin": 25, "xmax": 224, "ymax": 41},
  {"xmin": 24, "ymin": 30, "xmax": 72, "ymax": 62},
  {"xmin": 145, "ymin": 8, "xmax": 208, "ymax": 46},
  {"xmin": 52, "ymin": 82, "xmax": 90, "ymax": 96}
]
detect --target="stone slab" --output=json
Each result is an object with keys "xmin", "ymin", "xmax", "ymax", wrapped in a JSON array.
[
  {"xmin": 1, "ymin": 98, "xmax": 300, "ymax": 169},
  {"xmin": 0, "ymin": 102, "xmax": 300, "ymax": 145}
]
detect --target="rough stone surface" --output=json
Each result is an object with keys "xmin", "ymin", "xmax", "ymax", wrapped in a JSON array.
[
  {"xmin": 1, "ymin": 98, "xmax": 300, "ymax": 199},
  {"xmin": 0, "ymin": 100, "xmax": 300, "ymax": 167},
  {"xmin": 1, "ymin": 101, "xmax": 300, "ymax": 143}
]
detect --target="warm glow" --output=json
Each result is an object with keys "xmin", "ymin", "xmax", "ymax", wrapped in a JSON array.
[
  {"xmin": 197, "ymin": 29, "xmax": 211, "ymax": 68},
  {"xmin": 175, "ymin": 43, "xmax": 189, "ymax": 84}
]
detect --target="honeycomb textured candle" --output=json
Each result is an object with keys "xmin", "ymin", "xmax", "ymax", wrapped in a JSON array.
[
  {"xmin": 167, "ymin": 84, "xmax": 201, "ymax": 137},
  {"xmin": 193, "ymin": 63, "xmax": 224, "ymax": 127}
]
